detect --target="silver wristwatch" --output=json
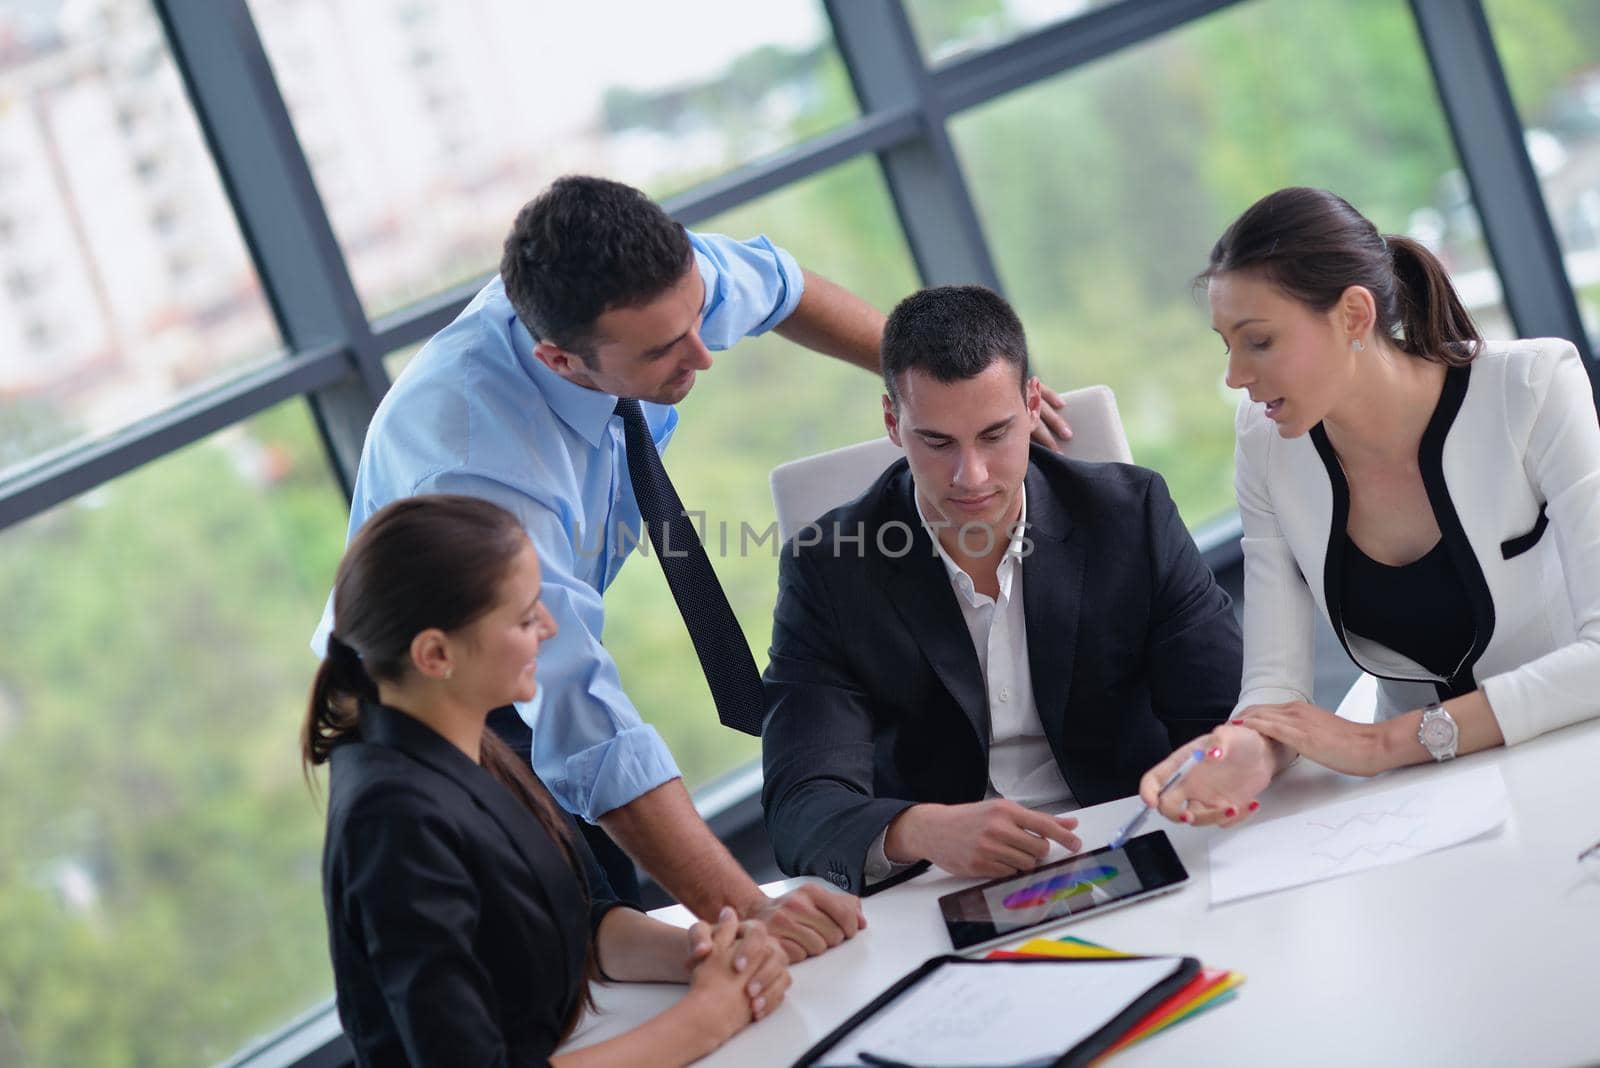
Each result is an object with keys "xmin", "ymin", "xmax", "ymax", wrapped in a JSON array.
[{"xmin": 1418, "ymin": 703, "xmax": 1459, "ymax": 762}]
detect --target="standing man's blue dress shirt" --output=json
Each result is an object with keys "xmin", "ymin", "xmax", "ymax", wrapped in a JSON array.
[{"xmin": 313, "ymin": 232, "xmax": 804, "ymax": 822}]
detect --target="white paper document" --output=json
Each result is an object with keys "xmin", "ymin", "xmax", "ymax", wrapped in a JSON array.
[
  {"xmin": 816, "ymin": 957, "xmax": 1183, "ymax": 1068},
  {"xmin": 1207, "ymin": 764, "xmax": 1508, "ymax": 905}
]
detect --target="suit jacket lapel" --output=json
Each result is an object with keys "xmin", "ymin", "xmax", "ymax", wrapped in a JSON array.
[
  {"xmin": 360, "ymin": 703, "xmax": 584, "ymax": 984},
  {"xmin": 876, "ymin": 471, "xmax": 990, "ymax": 750},
  {"xmin": 1020, "ymin": 462, "xmax": 1083, "ymax": 750}
]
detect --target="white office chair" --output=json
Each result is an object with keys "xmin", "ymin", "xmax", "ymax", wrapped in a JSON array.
[{"xmin": 768, "ymin": 384, "xmax": 1133, "ymax": 543}]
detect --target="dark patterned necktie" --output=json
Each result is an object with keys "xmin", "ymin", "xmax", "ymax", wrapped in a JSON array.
[{"xmin": 613, "ymin": 397, "xmax": 765, "ymax": 736}]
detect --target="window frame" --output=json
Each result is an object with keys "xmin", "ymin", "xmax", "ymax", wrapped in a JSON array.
[{"xmin": 0, "ymin": 2, "xmax": 1592, "ymax": 1065}]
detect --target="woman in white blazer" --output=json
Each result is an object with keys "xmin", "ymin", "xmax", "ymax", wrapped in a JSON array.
[{"xmin": 1139, "ymin": 187, "xmax": 1600, "ymax": 826}]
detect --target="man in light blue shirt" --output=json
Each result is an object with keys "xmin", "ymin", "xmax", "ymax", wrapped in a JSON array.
[
  {"xmin": 313, "ymin": 176, "xmax": 871, "ymax": 959},
  {"xmin": 314, "ymin": 176, "xmax": 1072, "ymax": 960}
]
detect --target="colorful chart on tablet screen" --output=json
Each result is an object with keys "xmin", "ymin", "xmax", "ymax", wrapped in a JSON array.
[
  {"xmin": 1001, "ymin": 865, "xmax": 1120, "ymax": 910},
  {"xmin": 977, "ymin": 850, "xmax": 1150, "ymax": 931}
]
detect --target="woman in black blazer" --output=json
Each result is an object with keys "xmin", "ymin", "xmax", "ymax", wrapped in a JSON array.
[{"xmin": 304, "ymin": 495, "xmax": 789, "ymax": 1066}]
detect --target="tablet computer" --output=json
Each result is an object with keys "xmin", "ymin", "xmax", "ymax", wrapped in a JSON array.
[{"xmin": 938, "ymin": 831, "xmax": 1188, "ymax": 952}]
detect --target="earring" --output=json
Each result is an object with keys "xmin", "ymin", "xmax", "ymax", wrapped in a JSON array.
[
  {"xmin": 443, "ymin": 666, "xmax": 454, "ymax": 680},
  {"xmin": 1351, "ymin": 339, "xmax": 1365, "ymax": 352}
]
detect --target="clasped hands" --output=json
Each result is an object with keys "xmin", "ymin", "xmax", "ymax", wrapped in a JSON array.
[
  {"xmin": 680, "ymin": 885, "xmax": 866, "ymax": 1032},
  {"xmin": 683, "ymin": 907, "xmax": 790, "ymax": 1026}
]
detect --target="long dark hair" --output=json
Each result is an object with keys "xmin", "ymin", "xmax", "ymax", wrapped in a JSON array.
[
  {"xmin": 1201, "ymin": 187, "xmax": 1482, "ymax": 366},
  {"xmin": 303, "ymin": 495, "xmax": 596, "ymax": 1032}
]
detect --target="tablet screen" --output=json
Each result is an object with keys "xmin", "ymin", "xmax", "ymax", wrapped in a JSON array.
[{"xmin": 939, "ymin": 832, "xmax": 1187, "ymax": 950}]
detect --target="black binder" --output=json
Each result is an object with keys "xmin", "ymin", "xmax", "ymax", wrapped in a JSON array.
[{"xmin": 790, "ymin": 954, "xmax": 1201, "ymax": 1068}]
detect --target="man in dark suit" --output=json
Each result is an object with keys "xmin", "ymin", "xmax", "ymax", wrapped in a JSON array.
[{"xmin": 760, "ymin": 286, "xmax": 1243, "ymax": 894}]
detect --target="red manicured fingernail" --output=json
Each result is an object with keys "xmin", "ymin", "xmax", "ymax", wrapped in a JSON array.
[
  {"xmin": 1248, "ymin": 801, "xmax": 1261, "ymax": 812},
  {"xmin": 1181, "ymin": 812, "xmax": 1194, "ymax": 824},
  {"xmin": 1230, "ymin": 718, "xmax": 1245, "ymax": 724},
  {"xmin": 1209, "ymin": 747, "xmax": 1225, "ymax": 759},
  {"xmin": 1224, "ymin": 807, "xmax": 1237, "ymax": 818}
]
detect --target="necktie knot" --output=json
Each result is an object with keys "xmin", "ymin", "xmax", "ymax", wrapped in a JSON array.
[{"xmin": 613, "ymin": 396, "xmax": 645, "ymax": 424}]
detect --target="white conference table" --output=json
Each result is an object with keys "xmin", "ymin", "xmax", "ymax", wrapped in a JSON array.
[{"xmin": 564, "ymin": 718, "xmax": 1600, "ymax": 1067}]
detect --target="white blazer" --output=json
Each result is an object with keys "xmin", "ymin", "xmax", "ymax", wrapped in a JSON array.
[{"xmin": 1235, "ymin": 338, "xmax": 1600, "ymax": 745}]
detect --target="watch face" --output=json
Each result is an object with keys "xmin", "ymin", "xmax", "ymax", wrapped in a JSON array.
[{"xmin": 1422, "ymin": 717, "xmax": 1455, "ymax": 747}]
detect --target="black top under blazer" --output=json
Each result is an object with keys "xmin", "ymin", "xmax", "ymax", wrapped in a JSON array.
[
  {"xmin": 760, "ymin": 446, "xmax": 1244, "ymax": 893},
  {"xmin": 322, "ymin": 703, "xmax": 625, "ymax": 1067}
]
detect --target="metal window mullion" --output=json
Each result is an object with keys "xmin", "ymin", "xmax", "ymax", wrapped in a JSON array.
[
  {"xmin": 370, "ymin": 107, "xmax": 927, "ymax": 357},
  {"xmin": 219, "ymin": 1003, "xmax": 351, "ymax": 1068},
  {"xmin": 931, "ymin": 0, "xmax": 1245, "ymax": 115},
  {"xmin": 824, "ymin": 0, "xmax": 1000, "ymax": 289},
  {"xmin": 0, "ymin": 347, "xmax": 348, "ymax": 529},
  {"xmin": 1409, "ymin": 0, "xmax": 1598, "ymax": 396},
  {"xmin": 667, "ymin": 106, "xmax": 923, "ymax": 224},
  {"xmin": 153, "ymin": 0, "xmax": 387, "ymax": 494}
]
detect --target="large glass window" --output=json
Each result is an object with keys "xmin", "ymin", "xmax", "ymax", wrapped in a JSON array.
[
  {"xmin": 906, "ymin": 0, "xmax": 1120, "ymax": 65},
  {"xmin": 0, "ymin": 400, "xmax": 347, "ymax": 1066},
  {"xmin": 602, "ymin": 156, "xmax": 919, "ymax": 787},
  {"xmin": 247, "ymin": 0, "xmax": 858, "ymax": 318},
  {"xmin": 1484, "ymin": 0, "xmax": 1600, "ymax": 344},
  {"xmin": 950, "ymin": 0, "xmax": 1508, "ymax": 526},
  {"xmin": 0, "ymin": 0, "xmax": 281, "ymax": 488},
  {"xmin": 11, "ymin": 4, "xmax": 1585, "ymax": 1066}
]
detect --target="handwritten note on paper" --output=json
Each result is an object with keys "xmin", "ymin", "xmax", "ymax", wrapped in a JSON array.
[
  {"xmin": 817, "ymin": 957, "xmax": 1182, "ymax": 1068},
  {"xmin": 1208, "ymin": 764, "xmax": 1508, "ymax": 906}
]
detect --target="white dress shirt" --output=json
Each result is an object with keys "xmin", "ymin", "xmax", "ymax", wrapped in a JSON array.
[{"xmin": 864, "ymin": 487, "xmax": 1076, "ymax": 882}]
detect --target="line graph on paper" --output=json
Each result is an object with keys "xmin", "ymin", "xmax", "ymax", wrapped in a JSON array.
[
  {"xmin": 1207, "ymin": 766, "xmax": 1508, "ymax": 905},
  {"xmin": 1305, "ymin": 797, "xmax": 1427, "ymax": 871}
]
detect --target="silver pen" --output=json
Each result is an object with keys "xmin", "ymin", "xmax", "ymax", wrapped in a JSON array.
[{"xmin": 1108, "ymin": 747, "xmax": 1205, "ymax": 849}]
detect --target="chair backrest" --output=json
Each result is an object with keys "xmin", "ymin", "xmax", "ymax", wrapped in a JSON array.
[{"xmin": 768, "ymin": 384, "xmax": 1133, "ymax": 543}]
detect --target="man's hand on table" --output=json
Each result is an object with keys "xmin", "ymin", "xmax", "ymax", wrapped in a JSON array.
[
  {"xmin": 884, "ymin": 800, "xmax": 1082, "ymax": 878},
  {"xmin": 746, "ymin": 883, "xmax": 867, "ymax": 963}
]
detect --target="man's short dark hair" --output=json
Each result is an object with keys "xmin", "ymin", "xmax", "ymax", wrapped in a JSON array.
[
  {"xmin": 500, "ymin": 175, "xmax": 693, "ymax": 361},
  {"xmin": 880, "ymin": 285, "xmax": 1030, "ymax": 407}
]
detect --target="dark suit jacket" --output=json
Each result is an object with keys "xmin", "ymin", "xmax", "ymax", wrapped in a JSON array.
[
  {"xmin": 323, "ymin": 703, "xmax": 624, "ymax": 1067},
  {"xmin": 761, "ymin": 447, "xmax": 1243, "ymax": 893}
]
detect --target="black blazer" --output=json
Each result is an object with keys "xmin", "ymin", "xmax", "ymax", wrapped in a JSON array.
[
  {"xmin": 323, "ymin": 703, "xmax": 624, "ymax": 1067},
  {"xmin": 760, "ymin": 447, "xmax": 1242, "ymax": 892}
]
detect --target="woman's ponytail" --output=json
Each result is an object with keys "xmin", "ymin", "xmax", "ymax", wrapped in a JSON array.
[
  {"xmin": 1386, "ymin": 235, "xmax": 1482, "ymax": 366},
  {"xmin": 301, "ymin": 633, "xmax": 379, "ymax": 773}
]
